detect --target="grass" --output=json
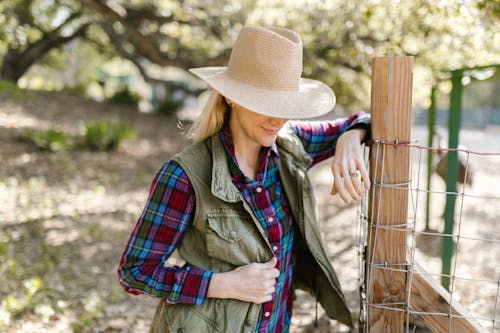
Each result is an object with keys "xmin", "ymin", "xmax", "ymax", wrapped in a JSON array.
[
  {"xmin": 19, "ymin": 128, "xmax": 73, "ymax": 152},
  {"xmin": 0, "ymin": 215, "xmax": 115, "ymax": 332},
  {"xmin": 17, "ymin": 120, "xmax": 137, "ymax": 153},
  {"xmin": 0, "ymin": 80, "xmax": 26, "ymax": 102},
  {"xmin": 80, "ymin": 120, "xmax": 136, "ymax": 151}
]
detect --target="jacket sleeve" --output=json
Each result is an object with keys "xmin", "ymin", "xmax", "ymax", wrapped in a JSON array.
[
  {"xmin": 117, "ymin": 160, "xmax": 213, "ymax": 305},
  {"xmin": 289, "ymin": 111, "xmax": 371, "ymax": 167}
]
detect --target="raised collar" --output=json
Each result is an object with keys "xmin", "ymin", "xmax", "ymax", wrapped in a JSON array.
[
  {"xmin": 209, "ymin": 134, "xmax": 243, "ymax": 203},
  {"xmin": 220, "ymin": 123, "xmax": 279, "ymax": 160}
]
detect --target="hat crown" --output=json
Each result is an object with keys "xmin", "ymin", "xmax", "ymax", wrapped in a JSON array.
[{"xmin": 226, "ymin": 26, "xmax": 303, "ymax": 91}]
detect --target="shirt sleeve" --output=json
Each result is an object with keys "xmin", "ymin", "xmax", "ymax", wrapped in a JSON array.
[
  {"xmin": 289, "ymin": 111, "xmax": 371, "ymax": 167},
  {"xmin": 117, "ymin": 160, "xmax": 213, "ymax": 305}
]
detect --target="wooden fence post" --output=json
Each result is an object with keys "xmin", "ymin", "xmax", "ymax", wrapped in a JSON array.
[
  {"xmin": 365, "ymin": 57, "xmax": 484, "ymax": 333},
  {"xmin": 367, "ymin": 56, "xmax": 413, "ymax": 332}
]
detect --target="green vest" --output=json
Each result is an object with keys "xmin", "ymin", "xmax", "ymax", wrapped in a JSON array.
[{"xmin": 150, "ymin": 128, "xmax": 352, "ymax": 333}]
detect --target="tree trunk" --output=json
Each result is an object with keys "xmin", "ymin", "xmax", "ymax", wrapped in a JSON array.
[{"xmin": 0, "ymin": 49, "xmax": 26, "ymax": 82}]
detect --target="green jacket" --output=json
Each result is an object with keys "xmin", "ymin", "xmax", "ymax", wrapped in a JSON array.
[{"xmin": 151, "ymin": 128, "xmax": 352, "ymax": 333}]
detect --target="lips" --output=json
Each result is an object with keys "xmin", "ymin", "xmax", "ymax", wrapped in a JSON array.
[{"xmin": 262, "ymin": 127, "xmax": 279, "ymax": 135}]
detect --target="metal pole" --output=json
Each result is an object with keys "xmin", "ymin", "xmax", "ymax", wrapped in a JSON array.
[
  {"xmin": 441, "ymin": 70, "xmax": 463, "ymax": 290},
  {"xmin": 425, "ymin": 86, "xmax": 437, "ymax": 230}
]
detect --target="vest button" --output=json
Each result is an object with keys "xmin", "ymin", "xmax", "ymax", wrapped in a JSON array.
[{"xmin": 245, "ymin": 319, "xmax": 252, "ymax": 326}]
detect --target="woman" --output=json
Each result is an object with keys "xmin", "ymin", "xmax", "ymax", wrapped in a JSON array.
[{"xmin": 118, "ymin": 25, "xmax": 370, "ymax": 332}]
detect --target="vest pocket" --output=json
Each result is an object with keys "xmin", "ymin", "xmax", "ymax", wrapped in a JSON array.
[
  {"xmin": 163, "ymin": 300, "xmax": 224, "ymax": 333},
  {"xmin": 206, "ymin": 211, "xmax": 267, "ymax": 267}
]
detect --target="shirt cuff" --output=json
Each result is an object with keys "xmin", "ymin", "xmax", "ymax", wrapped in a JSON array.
[
  {"xmin": 166, "ymin": 265, "xmax": 214, "ymax": 305},
  {"xmin": 344, "ymin": 113, "xmax": 371, "ymax": 145}
]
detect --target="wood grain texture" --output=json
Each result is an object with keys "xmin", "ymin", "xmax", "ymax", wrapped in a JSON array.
[
  {"xmin": 409, "ymin": 262, "xmax": 486, "ymax": 333},
  {"xmin": 367, "ymin": 56, "xmax": 413, "ymax": 333},
  {"xmin": 366, "ymin": 56, "xmax": 483, "ymax": 333}
]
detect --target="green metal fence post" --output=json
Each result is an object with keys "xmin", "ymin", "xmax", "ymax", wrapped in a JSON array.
[
  {"xmin": 441, "ymin": 70, "xmax": 463, "ymax": 290},
  {"xmin": 425, "ymin": 86, "xmax": 437, "ymax": 230}
]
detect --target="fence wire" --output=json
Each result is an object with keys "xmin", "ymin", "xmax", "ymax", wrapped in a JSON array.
[{"xmin": 358, "ymin": 139, "xmax": 500, "ymax": 333}]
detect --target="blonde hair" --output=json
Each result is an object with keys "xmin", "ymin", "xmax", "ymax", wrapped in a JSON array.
[{"xmin": 187, "ymin": 91, "xmax": 230, "ymax": 143}]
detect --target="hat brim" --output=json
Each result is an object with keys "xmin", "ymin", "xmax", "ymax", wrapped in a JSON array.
[{"xmin": 189, "ymin": 67, "xmax": 335, "ymax": 119}]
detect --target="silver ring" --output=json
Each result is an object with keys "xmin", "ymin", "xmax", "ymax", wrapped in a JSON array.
[{"xmin": 350, "ymin": 171, "xmax": 360, "ymax": 178}]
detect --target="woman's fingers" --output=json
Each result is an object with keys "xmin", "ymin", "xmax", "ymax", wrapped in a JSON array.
[
  {"xmin": 332, "ymin": 161, "xmax": 369, "ymax": 203},
  {"xmin": 346, "ymin": 161, "xmax": 363, "ymax": 200},
  {"xmin": 357, "ymin": 159, "xmax": 371, "ymax": 190},
  {"xmin": 341, "ymin": 167, "xmax": 360, "ymax": 202},
  {"xmin": 330, "ymin": 129, "xmax": 371, "ymax": 203},
  {"xmin": 332, "ymin": 166, "xmax": 350, "ymax": 203},
  {"xmin": 350, "ymin": 172, "xmax": 363, "ymax": 198},
  {"xmin": 265, "ymin": 256, "xmax": 277, "ymax": 268},
  {"xmin": 258, "ymin": 295, "xmax": 273, "ymax": 303},
  {"xmin": 218, "ymin": 258, "xmax": 280, "ymax": 304}
]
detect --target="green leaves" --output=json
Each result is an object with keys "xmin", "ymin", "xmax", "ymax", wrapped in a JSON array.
[
  {"xmin": 18, "ymin": 120, "xmax": 137, "ymax": 152},
  {"xmin": 80, "ymin": 120, "xmax": 136, "ymax": 151},
  {"xmin": 19, "ymin": 127, "xmax": 73, "ymax": 152},
  {"xmin": 1, "ymin": 0, "xmax": 499, "ymax": 112}
]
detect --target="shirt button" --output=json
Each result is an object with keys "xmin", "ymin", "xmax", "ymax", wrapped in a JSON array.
[
  {"xmin": 264, "ymin": 311, "xmax": 270, "ymax": 318},
  {"xmin": 267, "ymin": 216, "xmax": 274, "ymax": 222},
  {"xmin": 256, "ymin": 186, "xmax": 263, "ymax": 193},
  {"xmin": 272, "ymin": 245, "xmax": 278, "ymax": 252}
]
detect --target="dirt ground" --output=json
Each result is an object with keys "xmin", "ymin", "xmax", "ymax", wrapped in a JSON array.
[{"xmin": 1, "ymin": 89, "xmax": 498, "ymax": 332}]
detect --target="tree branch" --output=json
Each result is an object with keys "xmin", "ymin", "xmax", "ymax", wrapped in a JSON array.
[
  {"xmin": 81, "ymin": 0, "xmax": 170, "ymax": 65},
  {"xmin": 51, "ymin": 9, "xmax": 86, "ymax": 34},
  {"xmin": 123, "ymin": 6, "xmax": 194, "ymax": 25}
]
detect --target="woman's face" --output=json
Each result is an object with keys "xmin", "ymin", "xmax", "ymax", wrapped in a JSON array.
[{"xmin": 228, "ymin": 100, "xmax": 288, "ymax": 148}]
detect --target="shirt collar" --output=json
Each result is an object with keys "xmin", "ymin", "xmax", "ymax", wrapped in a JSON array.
[
  {"xmin": 220, "ymin": 123, "xmax": 279, "ymax": 158},
  {"xmin": 219, "ymin": 123, "xmax": 279, "ymax": 183}
]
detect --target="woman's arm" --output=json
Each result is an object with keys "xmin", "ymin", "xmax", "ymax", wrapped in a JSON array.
[
  {"xmin": 117, "ymin": 160, "xmax": 212, "ymax": 305},
  {"xmin": 289, "ymin": 111, "xmax": 370, "ymax": 167},
  {"xmin": 290, "ymin": 111, "xmax": 371, "ymax": 203},
  {"xmin": 118, "ymin": 160, "xmax": 280, "ymax": 305}
]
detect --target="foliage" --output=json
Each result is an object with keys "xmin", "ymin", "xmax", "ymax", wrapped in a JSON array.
[
  {"xmin": 19, "ymin": 128, "xmax": 73, "ymax": 152},
  {"xmin": 35, "ymin": 41, "xmax": 109, "ymax": 92},
  {"xmin": 0, "ymin": 79, "xmax": 25, "ymax": 101},
  {"xmin": 0, "ymin": 80, "xmax": 20, "ymax": 91},
  {"xmin": 73, "ymin": 0, "xmax": 500, "ymax": 111},
  {"xmin": 0, "ymin": 0, "xmax": 93, "ymax": 82},
  {"xmin": 64, "ymin": 82, "xmax": 91, "ymax": 95},
  {"xmin": 1, "ymin": 0, "xmax": 499, "ymax": 111},
  {"xmin": 107, "ymin": 87, "xmax": 140, "ymax": 106},
  {"xmin": 0, "ymin": 229, "xmax": 61, "ymax": 331},
  {"xmin": 80, "ymin": 120, "xmax": 136, "ymax": 151},
  {"xmin": 18, "ymin": 120, "xmax": 137, "ymax": 152},
  {"xmin": 156, "ymin": 96, "xmax": 185, "ymax": 116},
  {"xmin": 71, "ymin": 291, "xmax": 104, "ymax": 332}
]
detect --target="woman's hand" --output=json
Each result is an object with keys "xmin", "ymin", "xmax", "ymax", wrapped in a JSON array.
[
  {"xmin": 207, "ymin": 257, "xmax": 279, "ymax": 304},
  {"xmin": 331, "ymin": 128, "xmax": 370, "ymax": 204}
]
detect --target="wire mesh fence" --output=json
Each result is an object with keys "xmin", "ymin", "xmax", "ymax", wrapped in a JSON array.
[{"xmin": 358, "ymin": 139, "xmax": 500, "ymax": 332}]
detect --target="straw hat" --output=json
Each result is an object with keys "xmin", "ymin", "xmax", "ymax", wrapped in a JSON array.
[{"xmin": 189, "ymin": 26, "xmax": 336, "ymax": 119}]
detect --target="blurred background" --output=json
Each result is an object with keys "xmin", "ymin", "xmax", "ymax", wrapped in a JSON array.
[{"xmin": 0, "ymin": 1, "xmax": 499, "ymax": 332}]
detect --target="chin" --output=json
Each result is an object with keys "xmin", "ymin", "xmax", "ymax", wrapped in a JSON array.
[{"xmin": 260, "ymin": 138, "xmax": 276, "ymax": 147}]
